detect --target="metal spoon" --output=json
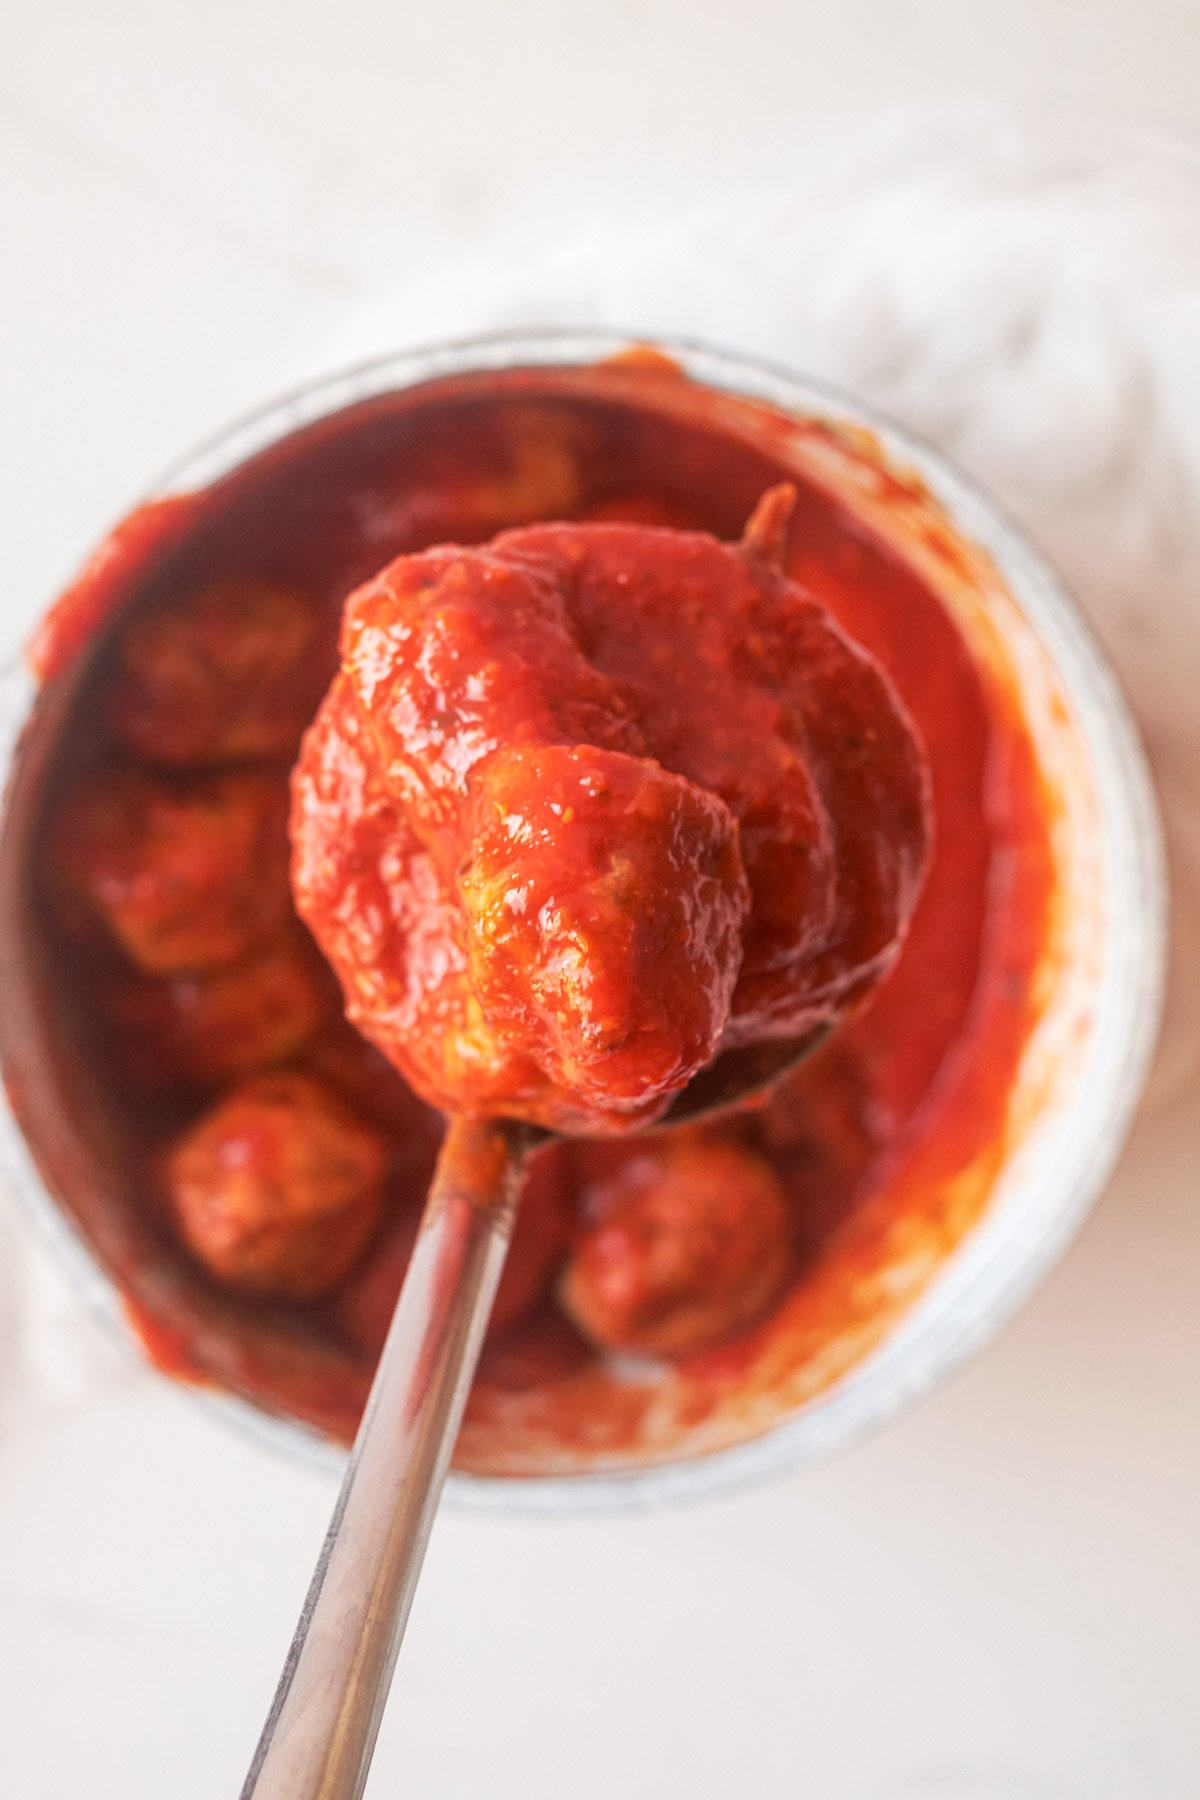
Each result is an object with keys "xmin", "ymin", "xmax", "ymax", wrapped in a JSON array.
[{"xmin": 240, "ymin": 1023, "xmax": 829, "ymax": 1800}]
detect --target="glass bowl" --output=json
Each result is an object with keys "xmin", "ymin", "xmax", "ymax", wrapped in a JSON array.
[{"xmin": 0, "ymin": 330, "xmax": 1167, "ymax": 1511}]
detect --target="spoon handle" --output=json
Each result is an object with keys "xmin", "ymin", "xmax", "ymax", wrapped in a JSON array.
[{"xmin": 241, "ymin": 1113, "xmax": 534, "ymax": 1800}]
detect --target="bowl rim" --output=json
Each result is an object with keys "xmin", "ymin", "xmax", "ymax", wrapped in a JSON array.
[{"xmin": 0, "ymin": 327, "xmax": 1169, "ymax": 1513}]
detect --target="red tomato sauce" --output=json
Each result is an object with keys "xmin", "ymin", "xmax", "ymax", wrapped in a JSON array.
[{"xmin": 11, "ymin": 360, "xmax": 1057, "ymax": 1475}]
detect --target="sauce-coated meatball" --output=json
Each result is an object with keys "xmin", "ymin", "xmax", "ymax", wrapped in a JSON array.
[
  {"xmin": 291, "ymin": 491, "xmax": 929, "ymax": 1133},
  {"xmin": 108, "ymin": 577, "xmax": 330, "ymax": 765},
  {"xmin": 49, "ymin": 767, "xmax": 290, "ymax": 974},
  {"xmin": 560, "ymin": 1135, "xmax": 792, "ymax": 1358},
  {"xmin": 165, "ymin": 1071, "xmax": 387, "ymax": 1299},
  {"xmin": 102, "ymin": 931, "xmax": 329, "ymax": 1090}
]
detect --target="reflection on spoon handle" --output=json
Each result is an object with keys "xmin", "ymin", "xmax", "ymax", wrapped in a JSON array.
[{"xmin": 241, "ymin": 1113, "xmax": 533, "ymax": 1800}]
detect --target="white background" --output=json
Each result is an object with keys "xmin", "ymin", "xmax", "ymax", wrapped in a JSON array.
[{"xmin": 3, "ymin": 4, "xmax": 1200, "ymax": 1796}]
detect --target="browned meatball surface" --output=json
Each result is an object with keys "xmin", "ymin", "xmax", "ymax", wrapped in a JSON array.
[
  {"xmin": 165, "ymin": 1071, "xmax": 388, "ymax": 1300},
  {"xmin": 561, "ymin": 1134, "xmax": 792, "ymax": 1358},
  {"xmin": 107, "ymin": 576, "xmax": 330, "ymax": 766},
  {"xmin": 101, "ymin": 930, "xmax": 330, "ymax": 1090},
  {"xmin": 48, "ymin": 767, "xmax": 291, "ymax": 974}
]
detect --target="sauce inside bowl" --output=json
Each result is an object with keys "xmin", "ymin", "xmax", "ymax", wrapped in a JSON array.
[{"xmin": 3, "ymin": 356, "xmax": 1058, "ymax": 1477}]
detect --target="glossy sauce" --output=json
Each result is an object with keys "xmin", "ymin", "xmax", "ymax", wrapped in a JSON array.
[{"xmin": 15, "ymin": 362, "xmax": 1056, "ymax": 1475}]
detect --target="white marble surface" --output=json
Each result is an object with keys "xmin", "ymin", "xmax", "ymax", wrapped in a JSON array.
[{"xmin": 4, "ymin": 6, "xmax": 1200, "ymax": 1796}]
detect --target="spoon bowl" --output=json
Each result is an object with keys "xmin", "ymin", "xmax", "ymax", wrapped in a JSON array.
[{"xmin": 662, "ymin": 1022, "xmax": 832, "ymax": 1122}]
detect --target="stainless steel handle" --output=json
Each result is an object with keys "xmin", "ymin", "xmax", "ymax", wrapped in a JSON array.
[{"xmin": 241, "ymin": 1114, "xmax": 531, "ymax": 1800}]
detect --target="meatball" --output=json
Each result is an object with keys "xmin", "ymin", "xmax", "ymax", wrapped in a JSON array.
[
  {"xmin": 560, "ymin": 1134, "xmax": 792, "ymax": 1358},
  {"xmin": 165, "ymin": 1071, "xmax": 387, "ymax": 1300},
  {"xmin": 49, "ymin": 766, "xmax": 290, "ymax": 974},
  {"xmin": 101, "ymin": 931, "xmax": 330, "ymax": 1091},
  {"xmin": 460, "ymin": 743, "xmax": 749, "ymax": 1115},
  {"xmin": 333, "ymin": 1141, "xmax": 572, "ymax": 1356},
  {"xmin": 107, "ymin": 576, "xmax": 331, "ymax": 766},
  {"xmin": 453, "ymin": 404, "xmax": 584, "ymax": 529},
  {"xmin": 291, "ymin": 489, "xmax": 930, "ymax": 1133},
  {"xmin": 290, "ymin": 675, "xmax": 556, "ymax": 1124}
]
